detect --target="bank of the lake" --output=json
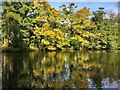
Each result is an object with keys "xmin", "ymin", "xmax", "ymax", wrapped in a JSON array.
[
  {"xmin": 2, "ymin": 47, "xmax": 38, "ymax": 53},
  {"xmin": 2, "ymin": 46, "xmax": 120, "ymax": 53}
]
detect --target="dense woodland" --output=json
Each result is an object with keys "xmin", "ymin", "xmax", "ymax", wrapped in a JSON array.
[{"xmin": 1, "ymin": 1, "xmax": 119, "ymax": 51}]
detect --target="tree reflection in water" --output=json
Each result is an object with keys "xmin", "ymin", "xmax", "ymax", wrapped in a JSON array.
[{"xmin": 2, "ymin": 50, "xmax": 119, "ymax": 89}]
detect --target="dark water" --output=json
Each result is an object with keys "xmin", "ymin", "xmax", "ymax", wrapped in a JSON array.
[{"xmin": 2, "ymin": 50, "xmax": 120, "ymax": 89}]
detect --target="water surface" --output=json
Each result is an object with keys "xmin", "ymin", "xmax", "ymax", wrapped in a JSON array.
[{"xmin": 2, "ymin": 50, "xmax": 120, "ymax": 89}]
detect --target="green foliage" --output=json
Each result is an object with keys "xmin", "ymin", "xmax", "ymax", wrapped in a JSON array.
[
  {"xmin": 91, "ymin": 8, "xmax": 118, "ymax": 50},
  {"xmin": 92, "ymin": 7, "xmax": 106, "ymax": 24},
  {"xmin": 1, "ymin": 2, "xmax": 119, "ymax": 51}
]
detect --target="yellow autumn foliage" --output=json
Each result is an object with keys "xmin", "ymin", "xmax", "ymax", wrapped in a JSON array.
[
  {"xmin": 47, "ymin": 45, "xmax": 56, "ymax": 50},
  {"xmin": 81, "ymin": 40, "xmax": 89, "ymax": 46},
  {"xmin": 33, "ymin": 1, "xmax": 40, "ymax": 7},
  {"xmin": 43, "ymin": 22, "xmax": 50, "ymax": 28},
  {"xmin": 82, "ymin": 31, "xmax": 97, "ymax": 38},
  {"xmin": 75, "ymin": 35, "xmax": 84, "ymax": 42},
  {"xmin": 33, "ymin": 1, "xmax": 44, "ymax": 8},
  {"xmin": 36, "ymin": 16, "xmax": 47, "ymax": 21},
  {"xmin": 44, "ymin": 30, "xmax": 55, "ymax": 38}
]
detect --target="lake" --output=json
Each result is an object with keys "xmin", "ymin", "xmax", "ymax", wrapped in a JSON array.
[{"xmin": 2, "ymin": 50, "xmax": 120, "ymax": 89}]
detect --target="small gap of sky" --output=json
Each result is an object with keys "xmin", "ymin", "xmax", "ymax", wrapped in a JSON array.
[{"xmin": 49, "ymin": 2, "xmax": 118, "ymax": 14}]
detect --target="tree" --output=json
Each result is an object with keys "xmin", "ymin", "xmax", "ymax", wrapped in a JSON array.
[
  {"xmin": 60, "ymin": 3, "xmax": 98, "ymax": 50},
  {"xmin": 32, "ymin": 1, "xmax": 64, "ymax": 50},
  {"xmin": 2, "ymin": 2, "xmax": 34, "ymax": 48},
  {"xmin": 91, "ymin": 8, "xmax": 118, "ymax": 49},
  {"xmin": 2, "ymin": 2, "xmax": 118, "ymax": 50},
  {"xmin": 92, "ymin": 7, "xmax": 106, "ymax": 24}
]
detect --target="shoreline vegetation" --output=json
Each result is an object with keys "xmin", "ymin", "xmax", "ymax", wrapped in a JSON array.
[
  {"xmin": 2, "ymin": 47, "xmax": 119, "ymax": 53},
  {"xmin": 1, "ymin": 2, "xmax": 119, "ymax": 52}
]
